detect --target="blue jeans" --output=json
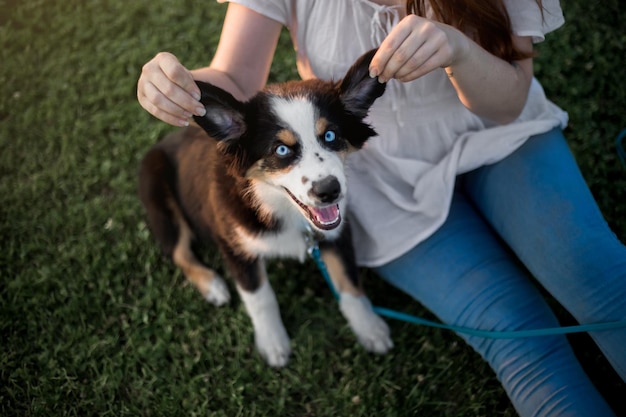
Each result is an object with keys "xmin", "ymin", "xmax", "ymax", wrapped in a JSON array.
[{"xmin": 375, "ymin": 128, "xmax": 626, "ymax": 417}]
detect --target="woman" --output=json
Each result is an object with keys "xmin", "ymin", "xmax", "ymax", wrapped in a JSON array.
[{"xmin": 137, "ymin": 1, "xmax": 626, "ymax": 415}]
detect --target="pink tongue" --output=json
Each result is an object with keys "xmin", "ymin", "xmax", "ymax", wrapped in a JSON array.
[{"xmin": 311, "ymin": 205, "xmax": 340, "ymax": 224}]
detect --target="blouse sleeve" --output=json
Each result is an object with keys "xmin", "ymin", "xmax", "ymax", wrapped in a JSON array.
[
  {"xmin": 504, "ymin": 0, "xmax": 564, "ymax": 43},
  {"xmin": 216, "ymin": 0, "xmax": 291, "ymax": 27}
]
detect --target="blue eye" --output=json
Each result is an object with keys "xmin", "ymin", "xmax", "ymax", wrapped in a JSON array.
[
  {"xmin": 275, "ymin": 144, "xmax": 291, "ymax": 157},
  {"xmin": 324, "ymin": 130, "xmax": 336, "ymax": 142}
]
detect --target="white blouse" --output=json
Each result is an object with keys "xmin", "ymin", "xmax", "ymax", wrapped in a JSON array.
[{"xmin": 218, "ymin": 0, "xmax": 568, "ymax": 267}]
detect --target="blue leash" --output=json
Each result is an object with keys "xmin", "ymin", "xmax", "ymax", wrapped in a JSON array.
[{"xmin": 307, "ymin": 245, "xmax": 626, "ymax": 339}]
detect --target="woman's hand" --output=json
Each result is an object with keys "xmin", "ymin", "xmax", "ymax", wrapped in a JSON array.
[
  {"xmin": 369, "ymin": 14, "xmax": 470, "ymax": 83},
  {"xmin": 137, "ymin": 52, "xmax": 206, "ymax": 127}
]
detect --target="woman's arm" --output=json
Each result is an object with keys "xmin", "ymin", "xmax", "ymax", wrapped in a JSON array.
[
  {"xmin": 137, "ymin": 3, "xmax": 283, "ymax": 126},
  {"xmin": 191, "ymin": 3, "xmax": 283, "ymax": 100},
  {"xmin": 370, "ymin": 15, "xmax": 534, "ymax": 125}
]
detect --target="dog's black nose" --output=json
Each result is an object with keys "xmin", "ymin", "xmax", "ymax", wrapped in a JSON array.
[{"xmin": 310, "ymin": 176, "xmax": 341, "ymax": 203}]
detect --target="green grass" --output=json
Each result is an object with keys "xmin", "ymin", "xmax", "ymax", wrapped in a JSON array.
[{"xmin": 1, "ymin": 0, "xmax": 625, "ymax": 416}]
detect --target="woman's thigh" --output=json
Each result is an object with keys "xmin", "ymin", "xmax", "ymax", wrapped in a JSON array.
[
  {"xmin": 375, "ymin": 190, "xmax": 616, "ymax": 416},
  {"xmin": 461, "ymin": 128, "xmax": 626, "ymax": 379}
]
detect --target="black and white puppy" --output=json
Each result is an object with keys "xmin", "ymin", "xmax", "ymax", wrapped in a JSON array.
[{"xmin": 139, "ymin": 49, "xmax": 392, "ymax": 367}]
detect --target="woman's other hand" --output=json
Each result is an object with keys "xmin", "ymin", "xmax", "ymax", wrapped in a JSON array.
[
  {"xmin": 370, "ymin": 14, "xmax": 469, "ymax": 83},
  {"xmin": 370, "ymin": 14, "xmax": 533, "ymax": 124}
]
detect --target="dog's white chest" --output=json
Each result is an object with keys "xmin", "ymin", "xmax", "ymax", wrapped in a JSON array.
[{"xmin": 234, "ymin": 225, "xmax": 309, "ymax": 262}]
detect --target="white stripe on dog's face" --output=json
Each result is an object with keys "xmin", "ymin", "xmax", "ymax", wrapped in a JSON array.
[{"xmin": 270, "ymin": 96, "xmax": 347, "ymax": 198}]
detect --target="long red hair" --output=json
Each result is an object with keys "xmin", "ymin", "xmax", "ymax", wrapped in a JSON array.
[{"xmin": 406, "ymin": 0, "xmax": 543, "ymax": 62}]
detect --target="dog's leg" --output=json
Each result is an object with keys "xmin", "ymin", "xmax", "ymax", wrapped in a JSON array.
[
  {"xmin": 139, "ymin": 147, "xmax": 231, "ymax": 306},
  {"xmin": 222, "ymin": 252, "xmax": 291, "ymax": 367},
  {"xmin": 172, "ymin": 216, "xmax": 231, "ymax": 306},
  {"xmin": 237, "ymin": 277, "xmax": 291, "ymax": 367},
  {"xmin": 320, "ymin": 231, "xmax": 393, "ymax": 354}
]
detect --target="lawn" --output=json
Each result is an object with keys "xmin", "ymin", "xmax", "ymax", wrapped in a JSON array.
[{"xmin": 1, "ymin": 0, "xmax": 625, "ymax": 416}]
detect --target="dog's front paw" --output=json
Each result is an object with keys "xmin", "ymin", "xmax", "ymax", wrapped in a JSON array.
[
  {"xmin": 254, "ymin": 316, "xmax": 291, "ymax": 367},
  {"xmin": 339, "ymin": 293, "xmax": 393, "ymax": 354},
  {"xmin": 204, "ymin": 275, "xmax": 231, "ymax": 306},
  {"xmin": 238, "ymin": 280, "xmax": 291, "ymax": 367}
]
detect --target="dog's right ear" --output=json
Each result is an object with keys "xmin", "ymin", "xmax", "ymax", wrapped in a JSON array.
[
  {"xmin": 338, "ymin": 48, "xmax": 386, "ymax": 119},
  {"xmin": 192, "ymin": 80, "xmax": 246, "ymax": 143}
]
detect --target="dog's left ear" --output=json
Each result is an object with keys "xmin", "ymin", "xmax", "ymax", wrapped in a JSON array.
[
  {"xmin": 338, "ymin": 49, "xmax": 386, "ymax": 119},
  {"xmin": 192, "ymin": 81, "xmax": 246, "ymax": 144}
]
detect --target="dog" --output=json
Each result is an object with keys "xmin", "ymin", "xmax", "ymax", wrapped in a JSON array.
[{"xmin": 138, "ymin": 49, "xmax": 392, "ymax": 367}]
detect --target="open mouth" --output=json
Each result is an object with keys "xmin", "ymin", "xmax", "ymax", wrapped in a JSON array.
[{"xmin": 284, "ymin": 188, "xmax": 342, "ymax": 230}]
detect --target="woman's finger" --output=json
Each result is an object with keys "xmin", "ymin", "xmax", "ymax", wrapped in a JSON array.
[
  {"xmin": 149, "ymin": 68, "xmax": 206, "ymax": 117},
  {"xmin": 370, "ymin": 19, "xmax": 413, "ymax": 79},
  {"xmin": 392, "ymin": 34, "xmax": 444, "ymax": 81},
  {"xmin": 158, "ymin": 52, "xmax": 202, "ymax": 100},
  {"xmin": 139, "ymin": 81, "xmax": 194, "ymax": 126},
  {"xmin": 395, "ymin": 51, "xmax": 446, "ymax": 83}
]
